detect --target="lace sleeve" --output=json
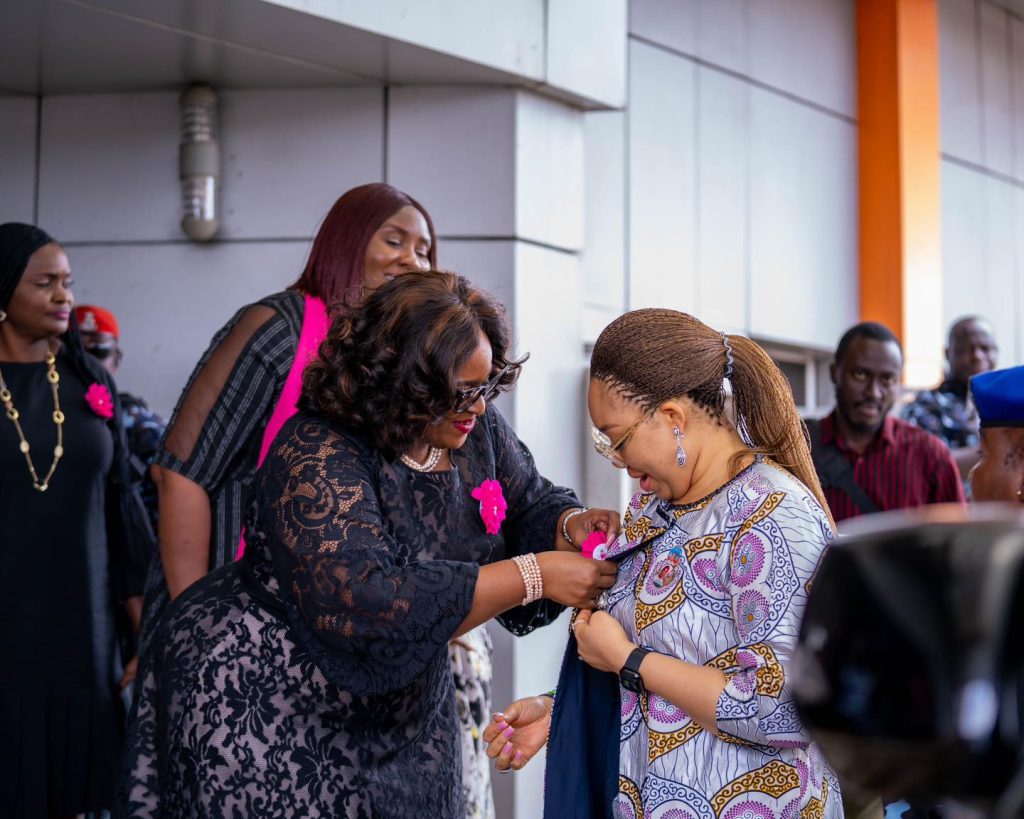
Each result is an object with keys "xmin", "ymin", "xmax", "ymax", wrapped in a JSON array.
[
  {"xmin": 257, "ymin": 416, "xmax": 479, "ymax": 696},
  {"xmin": 485, "ymin": 408, "xmax": 581, "ymax": 635},
  {"xmin": 155, "ymin": 302, "xmax": 291, "ymax": 490}
]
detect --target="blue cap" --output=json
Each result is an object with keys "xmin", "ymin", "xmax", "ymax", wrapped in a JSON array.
[{"xmin": 970, "ymin": 365, "xmax": 1024, "ymax": 428}]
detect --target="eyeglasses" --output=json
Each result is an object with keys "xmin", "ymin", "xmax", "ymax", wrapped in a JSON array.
[
  {"xmin": 591, "ymin": 418, "xmax": 645, "ymax": 468},
  {"xmin": 453, "ymin": 354, "xmax": 529, "ymax": 413}
]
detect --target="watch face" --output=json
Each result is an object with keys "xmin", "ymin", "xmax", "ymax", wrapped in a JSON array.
[{"xmin": 620, "ymin": 667, "xmax": 643, "ymax": 694}]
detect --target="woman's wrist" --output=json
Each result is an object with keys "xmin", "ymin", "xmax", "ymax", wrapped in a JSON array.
[
  {"xmin": 535, "ymin": 551, "xmax": 553, "ymax": 594},
  {"xmin": 560, "ymin": 507, "xmax": 587, "ymax": 547},
  {"xmin": 511, "ymin": 553, "xmax": 543, "ymax": 604}
]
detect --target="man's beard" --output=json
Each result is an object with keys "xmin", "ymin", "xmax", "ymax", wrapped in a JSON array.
[{"xmin": 836, "ymin": 388, "xmax": 885, "ymax": 435}]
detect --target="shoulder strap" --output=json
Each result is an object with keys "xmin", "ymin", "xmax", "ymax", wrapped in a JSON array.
[{"xmin": 806, "ymin": 418, "xmax": 880, "ymax": 515}]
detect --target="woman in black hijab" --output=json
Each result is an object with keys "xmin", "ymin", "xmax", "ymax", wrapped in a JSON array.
[{"xmin": 0, "ymin": 223, "xmax": 153, "ymax": 817}]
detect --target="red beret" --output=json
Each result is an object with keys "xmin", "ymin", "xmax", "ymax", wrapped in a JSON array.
[{"xmin": 75, "ymin": 305, "xmax": 120, "ymax": 338}]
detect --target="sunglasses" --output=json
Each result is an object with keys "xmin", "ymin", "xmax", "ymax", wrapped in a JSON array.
[
  {"xmin": 453, "ymin": 354, "xmax": 529, "ymax": 413},
  {"xmin": 591, "ymin": 417, "xmax": 645, "ymax": 468},
  {"xmin": 84, "ymin": 344, "xmax": 122, "ymax": 364}
]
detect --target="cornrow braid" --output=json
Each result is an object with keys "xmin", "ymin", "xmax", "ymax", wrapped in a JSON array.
[{"xmin": 590, "ymin": 308, "xmax": 834, "ymax": 528}]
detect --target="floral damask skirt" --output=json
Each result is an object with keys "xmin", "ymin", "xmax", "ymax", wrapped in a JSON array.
[{"xmin": 449, "ymin": 625, "xmax": 495, "ymax": 819}]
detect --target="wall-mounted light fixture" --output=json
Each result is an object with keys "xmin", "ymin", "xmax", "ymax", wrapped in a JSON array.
[{"xmin": 179, "ymin": 84, "xmax": 220, "ymax": 242}]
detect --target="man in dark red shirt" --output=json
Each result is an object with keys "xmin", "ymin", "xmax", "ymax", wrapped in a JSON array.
[{"xmin": 807, "ymin": 321, "xmax": 965, "ymax": 524}]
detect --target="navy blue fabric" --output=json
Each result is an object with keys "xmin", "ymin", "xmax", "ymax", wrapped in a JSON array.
[{"xmin": 543, "ymin": 630, "xmax": 620, "ymax": 819}]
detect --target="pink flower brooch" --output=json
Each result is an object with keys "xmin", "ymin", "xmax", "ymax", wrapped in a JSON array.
[
  {"xmin": 471, "ymin": 479, "xmax": 507, "ymax": 535},
  {"xmin": 85, "ymin": 383, "xmax": 114, "ymax": 419},
  {"xmin": 581, "ymin": 531, "xmax": 610, "ymax": 559}
]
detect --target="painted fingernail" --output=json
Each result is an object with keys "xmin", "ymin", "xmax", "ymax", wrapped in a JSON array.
[
  {"xmin": 503, "ymin": 741, "xmax": 513, "ymax": 755},
  {"xmin": 515, "ymin": 750, "xmax": 524, "ymax": 764},
  {"xmin": 492, "ymin": 712, "xmax": 504, "ymax": 720},
  {"xmin": 502, "ymin": 726, "xmax": 515, "ymax": 738},
  {"xmin": 496, "ymin": 721, "xmax": 508, "ymax": 730}
]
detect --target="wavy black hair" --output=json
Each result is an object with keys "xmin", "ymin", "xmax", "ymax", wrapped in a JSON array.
[{"xmin": 300, "ymin": 270, "xmax": 521, "ymax": 459}]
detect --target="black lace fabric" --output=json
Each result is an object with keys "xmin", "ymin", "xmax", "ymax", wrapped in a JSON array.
[{"xmin": 118, "ymin": 407, "xmax": 578, "ymax": 817}]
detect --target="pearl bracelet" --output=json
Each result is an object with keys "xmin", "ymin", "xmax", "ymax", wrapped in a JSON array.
[
  {"xmin": 512, "ymin": 553, "xmax": 543, "ymax": 605},
  {"xmin": 561, "ymin": 507, "xmax": 588, "ymax": 546}
]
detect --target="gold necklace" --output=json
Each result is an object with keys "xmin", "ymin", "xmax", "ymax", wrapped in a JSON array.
[{"xmin": 0, "ymin": 351, "xmax": 64, "ymax": 491}]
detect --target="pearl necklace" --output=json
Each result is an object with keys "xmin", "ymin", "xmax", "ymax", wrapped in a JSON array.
[
  {"xmin": 400, "ymin": 446, "xmax": 444, "ymax": 472},
  {"xmin": 0, "ymin": 350, "xmax": 65, "ymax": 491}
]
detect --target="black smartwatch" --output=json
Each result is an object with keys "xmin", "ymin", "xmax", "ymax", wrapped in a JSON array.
[{"xmin": 619, "ymin": 646, "xmax": 652, "ymax": 694}]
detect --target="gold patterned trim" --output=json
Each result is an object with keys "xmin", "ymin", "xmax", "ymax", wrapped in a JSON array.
[
  {"xmin": 618, "ymin": 774, "xmax": 642, "ymax": 817},
  {"xmin": 706, "ymin": 642, "xmax": 784, "ymax": 697},
  {"xmin": 623, "ymin": 515, "xmax": 654, "ymax": 545},
  {"xmin": 648, "ymin": 722, "xmax": 703, "ymax": 764},
  {"xmin": 734, "ymin": 492, "xmax": 785, "ymax": 540},
  {"xmin": 685, "ymin": 533, "xmax": 724, "ymax": 561},
  {"xmin": 710, "ymin": 760, "xmax": 800, "ymax": 814},
  {"xmin": 635, "ymin": 580, "xmax": 686, "ymax": 633},
  {"xmin": 802, "ymin": 776, "xmax": 829, "ymax": 819}
]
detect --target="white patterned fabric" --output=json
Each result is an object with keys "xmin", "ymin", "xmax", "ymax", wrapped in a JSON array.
[
  {"xmin": 449, "ymin": 626, "xmax": 495, "ymax": 819},
  {"xmin": 605, "ymin": 458, "xmax": 844, "ymax": 819}
]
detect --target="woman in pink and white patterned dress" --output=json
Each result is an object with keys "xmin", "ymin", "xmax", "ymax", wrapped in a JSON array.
[{"xmin": 486, "ymin": 309, "xmax": 844, "ymax": 819}]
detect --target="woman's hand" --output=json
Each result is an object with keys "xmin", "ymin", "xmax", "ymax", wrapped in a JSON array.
[
  {"xmin": 537, "ymin": 552, "xmax": 617, "ymax": 608},
  {"xmin": 483, "ymin": 695, "xmax": 554, "ymax": 772},
  {"xmin": 574, "ymin": 609, "xmax": 635, "ymax": 673},
  {"xmin": 562, "ymin": 507, "xmax": 622, "ymax": 551}
]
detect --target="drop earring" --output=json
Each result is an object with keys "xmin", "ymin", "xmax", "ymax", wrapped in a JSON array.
[
  {"xmin": 1017, "ymin": 486, "xmax": 1024, "ymax": 504},
  {"xmin": 0, "ymin": 309, "xmax": 6, "ymax": 322},
  {"xmin": 673, "ymin": 426, "xmax": 687, "ymax": 468}
]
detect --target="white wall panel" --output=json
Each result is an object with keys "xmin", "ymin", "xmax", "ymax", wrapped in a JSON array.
[
  {"xmin": 68, "ymin": 240, "xmax": 307, "ymax": 417},
  {"xmin": 547, "ymin": 0, "xmax": 627, "ymax": 108},
  {"xmin": 697, "ymin": 0, "xmax": 748, "ymax": 75},
  {"xmin": 980, "ymin": 176, "xmax": 1018, "ymax": 363},
  {"xmin": 581, "ymin": 110, "xmax": 626, "ymax": 344},
  {"xmin": 1011, "ymin": 17, "xmax": 1024, "ymax": 181},
  {"xmin": 510, "ymin": 240, "xmax": 582, "ymax": 819},
  {"xmin": 628, "ymin": 42, "xmax": 697, "ymax": 314},
  {"xmin": 979, "ymin": 2, "xmax": 1015, "ymax": 177},
  {"xmin": 940, "ymin": 0, "xmax": 984, "ymax": 165},
  {"xmin": 697, "ymin": 68, "xmax": 748, "ymax": 333},
  {"xmin": 438, "ymin": 239, "xmax": 516, "ymax": 314},
  {"xmin": 38, "ymin": 92, "xmax": 180, "ymax": 242},
  {"xmin": 515, "ymin": 92, "xmax": 585, "ymax": 251},
  {"xmin": 386, "ymin": 87, "xmax": 516, "ymax": 239},
  {"xmin": 265, "ymin": 0, "xmax": 547, "ymax": 82},
  {"xmin": 627, "ymin": 0, "xmax": 747, "ymax": 75},
  {"xmin": 219, "ymin": 88, "xmax": 384, "ymax": 239},
  {"xmin": 941, "ymin": 161, "xmax": 1020, "ymax": 364},
  {"xmin": 749, "ymin": 88, "xmax": 858, "ymax": 348},
  {"xmin": 941, "ymin": 161, "xmax": 987, "ymax": 329},
  {"xmin": 1015, "ymin": 188, "xmax": 1024, "ymax": 361},
  {"xmin": 0, "ymin": 96, "xmax": 38, "ymax": 224},
  {"xmin": 628, "ymin": 0, "xmax": 698, "ymax": 56},
  {"xmin": 747, "ymin": 0, "xmax": 856, "ymax": 118}
]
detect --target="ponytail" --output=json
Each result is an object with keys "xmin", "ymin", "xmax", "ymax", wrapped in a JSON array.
[{"xmin": 727, "ymin": 335, "xmax": 832, "ymax": 525}]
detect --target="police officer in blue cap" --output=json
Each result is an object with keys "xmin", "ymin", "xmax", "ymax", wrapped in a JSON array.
[{"xmin": 968, "ymin": 364, "xmax": 1024, "ymax": 503}]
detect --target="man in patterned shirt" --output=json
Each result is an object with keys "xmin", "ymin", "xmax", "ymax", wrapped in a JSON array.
[
  {"xmin": 76, "ymin": 304, "xmax": 166, "ymax": 530},
  {"xmin": 902, "ymin": 316, "xmax": 998, "ymax": 480}
]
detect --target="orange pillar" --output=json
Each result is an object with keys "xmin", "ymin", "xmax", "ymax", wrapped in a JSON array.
[{"xmin": 857, "ymin": 0, "xmax": 943, "ymax": 386}]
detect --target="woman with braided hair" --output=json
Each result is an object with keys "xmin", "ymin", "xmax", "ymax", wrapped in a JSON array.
[{"xmin": 484, "ymin": 309, "xmax": 843, "ymax": 818}]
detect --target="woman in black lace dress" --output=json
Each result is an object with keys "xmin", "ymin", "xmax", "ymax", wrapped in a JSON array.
[{"xmin": 118, "ymin": 271, "xmax": 620, "ymax": 818}]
